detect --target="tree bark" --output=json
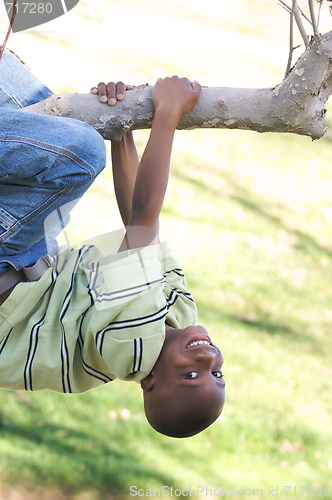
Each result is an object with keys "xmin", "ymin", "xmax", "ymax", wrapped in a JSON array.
[{"xmin": 24, "ymin": 31, "xmax": 332, "ymax": 141}]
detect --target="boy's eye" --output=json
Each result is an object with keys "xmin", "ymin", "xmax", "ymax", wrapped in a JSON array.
[
  {"xmin": 213, "ymin": 371, "xmax": 224, "ymax": 378},
  {"xmin": 184, "ymin": 371, "xmax": 199, "ymax": 379}
]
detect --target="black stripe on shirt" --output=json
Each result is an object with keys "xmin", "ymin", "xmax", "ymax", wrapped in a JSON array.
[
  {"xmin": 132, "ymin": 337, "xmax": 143, "ymax": 373},
  {"xmin": 59, "ymin": 247, "xmax": 85, "ymax": 392},
  {"xmin": 24, "ymin": 314, "xmax": 45, "ymax": 391},
  {"xmin": 166, "ymin": 291, "xmax": 178, "ymax": 309},
  {"xmin": 77, "ymin": 312, "xmax": 112, "ymax": 384},
  {"xmin": 167, "ymin": 288, "xmax": 195, "ymax": 306},
  {"xmin": 96, "ymin": 304, "xmax": 167, "ymax": 356},
  {"xmin": 133, "ymin": 337, "xmax": 143, "ymax": 373},
  {"xmin": 21, "ymin": 266, "xmax": 57, "ymax": 391},
  {"xmin": 138, "ymin": 338, "xmax": 143, "ymax": 372},
  {"xmin": 94, "ymin": 277, "xmax": 166, "ymax": 304},
  {"xmin": 133, "ymin": 338, "xmax": 137, "ymax": 373},
  {"xmin": 163, "ymin": 268, "xmax": 185, "ymax": 278},
  {"xmin": 59, "ymin": 245, "xmax": 96, "ymax": 392},
  {"xmin": 61, "ymin": 332, "xmax": 71, "ymax": 394},
  {"xmin": 87, "ymin": 261, "xmax": 99, "ymax": 305},
  {"xmin": 0, "ymin": 328, "xmax": 12, "ymax": 355}
]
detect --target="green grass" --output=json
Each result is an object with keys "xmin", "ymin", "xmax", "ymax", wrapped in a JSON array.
[{"xmin": 1, "ymin": 118, "xmax": 332, "ymax": 499}]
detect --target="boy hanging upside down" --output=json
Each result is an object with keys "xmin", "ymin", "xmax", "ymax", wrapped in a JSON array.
[{"xmin": 0, "ymin": 49, "xmax": 225, "ymax": 438}]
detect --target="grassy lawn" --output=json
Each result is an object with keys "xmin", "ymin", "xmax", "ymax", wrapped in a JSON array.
[
  {"xmin": 1, "ymin": 123, "xmax": 332, "ymax": 500},
  {"xmin": 1, "ymin": 1, "xmax": 332, "ymax": 499}
]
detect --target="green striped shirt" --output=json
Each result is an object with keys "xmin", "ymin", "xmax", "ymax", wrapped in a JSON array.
[{"xmin": 0, "ymin": 242, "xmax": 197, "ymax": 393}]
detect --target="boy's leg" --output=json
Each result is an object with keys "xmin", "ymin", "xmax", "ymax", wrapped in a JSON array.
[
  {"xmin": 0, "ymin": 49, "xmax": 52, "ymax": 109},
  {"xmin": 0, "ymin": 108, "xmax": 106, "ymax": 276}
]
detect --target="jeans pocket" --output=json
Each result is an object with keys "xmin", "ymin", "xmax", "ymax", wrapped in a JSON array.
[{"xmin": 0, "ymin": 206, "xmax": 17, "ymax": 231}]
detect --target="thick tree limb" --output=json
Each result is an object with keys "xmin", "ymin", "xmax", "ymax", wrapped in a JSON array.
[{"xmin": 24, "ymin": 31, "xmax": 332, "ymax": 141}]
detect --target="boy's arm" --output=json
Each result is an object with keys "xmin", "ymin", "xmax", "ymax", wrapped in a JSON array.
[
  {"xmin": 91, "ymin": 81, "xmax": 139, "ymax": 226},
  {"xmin": 118, "ymin": 76, "xmax": 201, "ymax": 252},
  {"xmin": 111, "ymin": 133, "xmax": 139, "ymax": 227}
]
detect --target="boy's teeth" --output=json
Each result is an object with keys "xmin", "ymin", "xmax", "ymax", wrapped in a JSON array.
[{"xmin": 187, "ymin": 340, "xmax": 211, "ymax": 348}]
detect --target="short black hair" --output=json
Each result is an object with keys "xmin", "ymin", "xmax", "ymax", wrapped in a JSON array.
[{"xmin": 143, "ymin": 390, "xmax": 223, "ymax": 438}]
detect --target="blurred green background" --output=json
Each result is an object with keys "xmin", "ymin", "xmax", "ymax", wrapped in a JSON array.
[{"xmin": 1, "ymin": 1, "xmax": 332, "ymax": 499}]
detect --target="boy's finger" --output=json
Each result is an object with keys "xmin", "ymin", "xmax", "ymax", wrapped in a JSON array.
[
  {"xmin": 106, "ymin": 81, "xmax": 117, "ymax": 105},
  {"xmin": 97, "ymin": 82, "xmax": 108, "ymax": 103},
  {"xmin": 191, "ymin": 80, "xmax": 201, "ymax": 91},
  {"xmin": 191, "ymin": 80, "xmax": 202, "ymax": 97},
  {"xmin": 115, "ymin": 81, "xmax": 126, "ymax": 101},
  {"xmin": 90, "ymin": 87, "xmax": 98, "ymax": 94}
]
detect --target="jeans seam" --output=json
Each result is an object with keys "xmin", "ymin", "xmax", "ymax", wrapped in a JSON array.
[
  {"xmin": 0, "ymin": 256, "xmax": 24, "ymax": 270},
  {"xmin": 0, "ymin": 206, "xmax": 17, "ymax": 230},
  {"xmin": 0, "ymin": 186, "xmax": 72, "ymax": 243},
  {"xmin": 0, "ymin": 134, "xmax": 96, "ymax": 179},
  {"xmin": 0, "ymin": 88, "xmax": 23, "ymax": 108}
]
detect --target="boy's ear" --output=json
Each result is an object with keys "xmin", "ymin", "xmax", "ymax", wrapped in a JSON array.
[{"xmin": 140, "ymin": 372, "xmax": 156, "ymax": 392}]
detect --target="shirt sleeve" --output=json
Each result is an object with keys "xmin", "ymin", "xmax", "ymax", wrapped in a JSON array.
[
  {"xmin": 159, "ymin": 242, "xmax": 198, "ymax": 329},
  {"xmin": 82, "ymin": 244, "xmax": 168, "ymax": 382}
]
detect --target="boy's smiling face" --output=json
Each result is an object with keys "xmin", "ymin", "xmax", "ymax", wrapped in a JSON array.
[
  {"xmin": 141, "ymin": 324, "xmax": 225, "ymax": 437},
  {"xmin": 158, "ymin": 324, "xmax": 225, "ymax": 389}
]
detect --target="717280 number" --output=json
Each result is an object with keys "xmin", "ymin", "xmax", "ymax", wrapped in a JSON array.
[
  {"xmin": 284, "ymin": 486, "xmax": 330, "ymax": 496},
  {"xmin": 6, "ymin": 3, "xmax": 53, "ymax": 14}
]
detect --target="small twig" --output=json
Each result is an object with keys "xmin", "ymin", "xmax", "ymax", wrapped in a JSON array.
[
  {"xmin": 281, "ymin": 0, "xmax": 309, "ymax": 76},
  {"xmin": 328, "ymin": 0, "xmax": 332, "ymax": 17},
  {"xmin": 0, "ymin": 0, "xmax": 18, "ymax": 63},
  {"xmin": 278, "ymin": 0, "xmax": 310, "ymax": 46},
  {"xmin": 278, "ymin": 0, "xmax": 292, "ymax": 14},
  {"xmin": 308, "ymin": 0, "xmax": 320, "ymax": 36},
  {"xmin": 278, "ymin": 0, "xmax": 312, "ymax": 25},
  {"xmin": 317, "ymin": 0, "xmax": 323, "ymax": 30},
  {"xmin": 285, "ymin": 0, "xmax": 296, "ymax": 77},
  {"xmin": 294, "ymin": 6, "xmax": 309, "ymax": 47}
]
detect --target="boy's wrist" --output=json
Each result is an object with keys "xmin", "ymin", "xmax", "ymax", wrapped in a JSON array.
[{"xmin": 153, "ymin": 106, "xmax": 181, "ymax": 130}]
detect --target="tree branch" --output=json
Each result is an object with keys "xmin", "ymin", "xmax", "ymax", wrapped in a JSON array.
[
  {"xmin": 23, "ymin": 31, "xmax": 332, "ymax": 141},
  {"xmin": 284, "ymin": 0, "xmax": 309, "ymax": 77},
  {"xmin": 278, "ymin": 0, "xmax": 312, "ymax": 25},
  {"xmin": 308, "ymin": 0, "xmax": 320, "ymax": 36},
  {"xmin": 317, "ymin": 0, "xmax": 323, "ymax": 31},
  {"xmin": 294, "ymin": 6, "xmax": 309, "ymax": 48},
  {"xmin": 285, "ymin": 0, "xmax": 296, "ymax": 77}
]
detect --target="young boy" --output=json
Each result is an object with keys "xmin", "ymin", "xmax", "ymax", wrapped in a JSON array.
[{"xmin": 0, "ymin": 50, "xmax": 225, "ymax": 438}]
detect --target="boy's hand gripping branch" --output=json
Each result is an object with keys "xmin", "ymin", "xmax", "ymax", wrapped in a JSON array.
[
  {"xmin": 151, "ymin": 76, "xmax": 201, "ymax": 126},
  {"xmin": 117, "ymin": 76, "xmax": 201, "ymax": 252},
  {"xmin": 90, "ymin": 81, "xmax": 133, "ymax": 106}
]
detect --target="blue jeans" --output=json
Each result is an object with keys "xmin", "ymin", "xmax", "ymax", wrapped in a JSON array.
[{"xmin": 0, "ymin": 50, "xmax": 106, "ymax": 277}]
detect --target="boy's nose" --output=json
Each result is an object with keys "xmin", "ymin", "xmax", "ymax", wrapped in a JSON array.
[{"xmin": 194, "ymin": 351, "xmax": 216, "ymax": 367}]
